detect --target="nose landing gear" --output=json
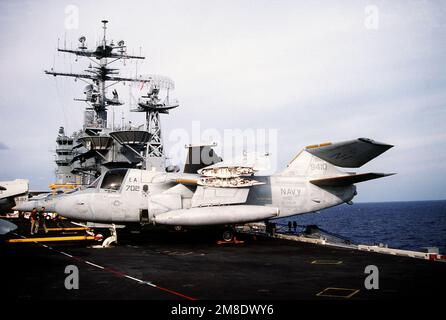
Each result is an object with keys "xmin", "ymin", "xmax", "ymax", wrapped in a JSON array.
[{"xmin": 102, "ymin": 224, "xmax": 118, "ymax": 247}]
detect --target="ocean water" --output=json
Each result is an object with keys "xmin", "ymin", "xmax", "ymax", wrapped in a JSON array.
[{"xmin": 278, "ymin": 200, "xmax": 446, "ymax": 253}]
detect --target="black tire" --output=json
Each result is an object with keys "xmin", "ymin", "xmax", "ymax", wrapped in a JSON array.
[{"xmin": 222, "ymin": 230, "xmax": 234, "ymax": 242}]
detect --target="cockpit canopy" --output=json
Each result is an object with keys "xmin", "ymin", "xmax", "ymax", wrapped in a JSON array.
[
  {"xmin": 86, "ymin": 168, "xmax": 128, "ymax": 191},
  {"xmin": 100, "ymin": 168, "xmax": 128, "ymax": 191}
]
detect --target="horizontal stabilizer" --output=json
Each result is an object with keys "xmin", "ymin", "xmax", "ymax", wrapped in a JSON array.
[
  {"xmin": 306, "ymin": 138, "xmax": 393, "ymax": 168},
  {"xmin": 310, "ymin": 173, "xmax": 395, "ymax": 187}
]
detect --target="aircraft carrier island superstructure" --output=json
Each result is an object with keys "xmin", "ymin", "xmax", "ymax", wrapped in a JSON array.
[{"xmin": 48, "ymin": 20, "xmax": 179, "ymax": 189}]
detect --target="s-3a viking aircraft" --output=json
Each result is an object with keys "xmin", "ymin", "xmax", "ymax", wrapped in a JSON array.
[{"xmin": 16, "ymin": 138, "xmax": 393, "ymax": 244}]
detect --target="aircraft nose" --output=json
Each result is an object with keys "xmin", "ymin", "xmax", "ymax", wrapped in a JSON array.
[
  {"xmin": 45, "ymin": 200, "xmax": 57, "ymax": 213},
  {"xmin": 52, "ymin": 195, "xmax": 89, "ymax": 220},
  {"xmin": 53, "ymin": 197, "xmax": 74, "ymax": 218}
]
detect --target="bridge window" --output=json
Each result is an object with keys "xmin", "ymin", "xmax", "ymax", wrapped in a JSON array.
[{"xmin": 100, "ymin": 169, "xmax": 128, "ymax": 191}]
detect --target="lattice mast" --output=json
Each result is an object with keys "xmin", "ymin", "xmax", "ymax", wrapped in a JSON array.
[{"xmin": 132, "ymin": 79, "xmax": 179, "ymax": 169}]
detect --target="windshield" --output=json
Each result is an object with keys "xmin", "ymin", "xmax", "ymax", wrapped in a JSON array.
[
  {"xmin": 87, "ymin": 177, "xmax": 101, "ymax": 189},
  {"xmin": 100, "ymin": 169, "xmax": 128, "ymax": 191}
]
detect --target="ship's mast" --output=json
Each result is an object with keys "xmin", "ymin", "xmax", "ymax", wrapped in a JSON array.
[
  {"xmin": 45, "ymin": 20, "xmax": 150, "ymax": 129},
  {"xmin": 46, "ymin": 20, "xmax": 179, "ymax": 182},
  {"xmin": 133, "ymin": 81, "xmax": 179, "ymax": 170},
  {"xmin": 102, "ymin": 19, "xmax": 107, "ymax": 50}
]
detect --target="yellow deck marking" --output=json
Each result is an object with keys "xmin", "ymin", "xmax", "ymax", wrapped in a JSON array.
[
  {"xmin": 6, "ymin": 235, "xmax": 96, "ymax": 243},
  {"xmin": 46, "ymin": 227, "xmax": 89, "ymax": 231}
]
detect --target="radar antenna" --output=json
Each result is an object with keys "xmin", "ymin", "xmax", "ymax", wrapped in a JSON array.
[
  {"xmin": 131, "ymin": 79, "xmax": 179, "ymax": 168},
  {"xmin": 45, "ymin": 20, "xmax": 151, "ymax": 129}
]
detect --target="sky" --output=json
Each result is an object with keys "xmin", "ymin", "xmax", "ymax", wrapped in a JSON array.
[{"xmin": 0, "ymin": 0, "xmax": 445, "ymax": 202}]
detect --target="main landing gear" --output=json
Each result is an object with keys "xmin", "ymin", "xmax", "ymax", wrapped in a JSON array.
[
  {"xmin": 222, "ymin": 229, "xmax": 234, "ymax": 242},
  {"xmin": 217, "ymin": 226, "xmax": 244, "ymax": 245}
]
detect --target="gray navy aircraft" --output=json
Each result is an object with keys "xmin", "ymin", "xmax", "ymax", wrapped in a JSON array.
[{"xmin": 15, "ymin": 138, "xmax": 394, "ymax": 243}]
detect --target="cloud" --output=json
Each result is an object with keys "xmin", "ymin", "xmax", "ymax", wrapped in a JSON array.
[{"xmin": 0, "ymin": 142, "xmax": 8, "ymax": 150}]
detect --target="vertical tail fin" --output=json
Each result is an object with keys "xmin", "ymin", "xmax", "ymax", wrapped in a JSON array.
[
  {"xmin": 281, "ymin": 150, "xmax": 344, "ymax": 178},
  {"xmin": 282, "ymin": 138, "xmax": 394, "ymax": 181}
]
